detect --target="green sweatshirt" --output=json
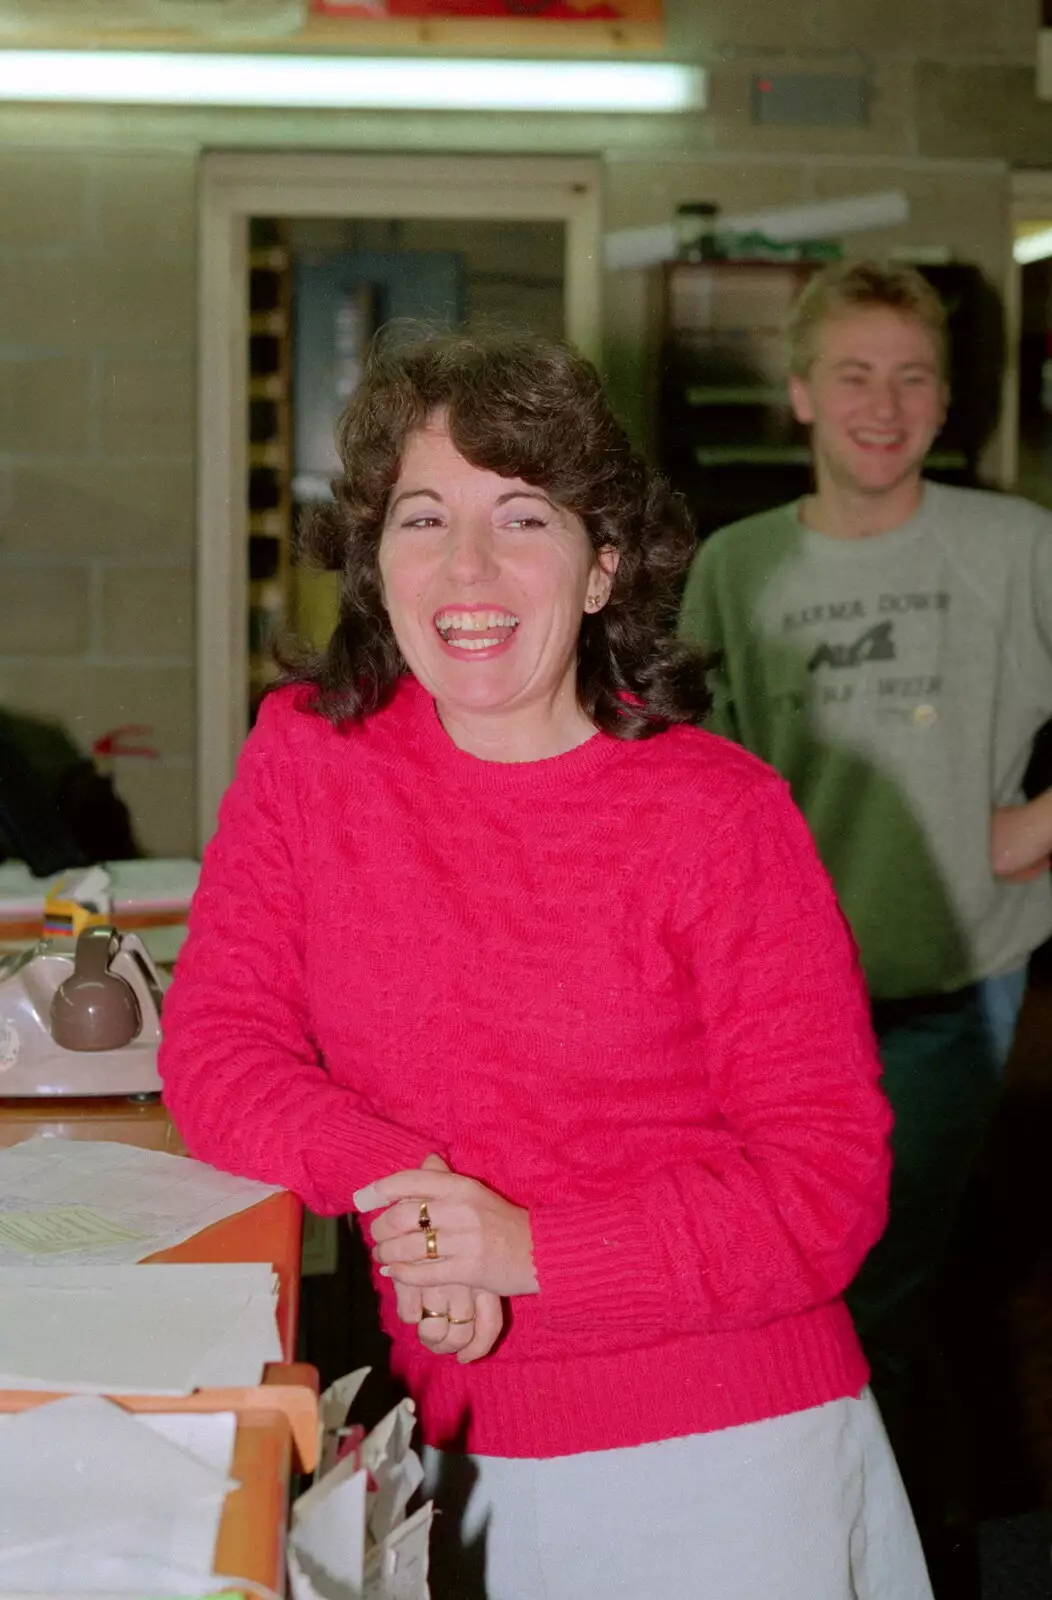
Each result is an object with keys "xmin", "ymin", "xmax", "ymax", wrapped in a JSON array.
[{"xmin": 679, "ymin": 482, "xmax": 1052, "ymax": 998}]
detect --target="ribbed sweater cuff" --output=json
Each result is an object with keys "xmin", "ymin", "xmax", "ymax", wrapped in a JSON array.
[
  {"xmin": 530, "ymin": 1198, "xmax": 668, "ymax": 1333},
  {"xmin": 302, "ymin": 1102, "xmax": 444, "ymax": 1215}
]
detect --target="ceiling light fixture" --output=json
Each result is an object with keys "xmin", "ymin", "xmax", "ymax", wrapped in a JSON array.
[{"xmin": 0, "ymin": 50, "xmax": 707, "ymax": 114}]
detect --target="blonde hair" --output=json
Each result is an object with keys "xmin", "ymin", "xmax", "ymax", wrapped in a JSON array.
[{"xmin": 786, "ymin": 259, "xmax": 949, "ymax": 378}]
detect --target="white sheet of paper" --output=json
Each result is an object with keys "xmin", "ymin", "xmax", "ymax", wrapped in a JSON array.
[
  {"xmin": 289, "ymin": 1458, "xmax": 368, "ymax": 1600},
  {"xmin": 0, "ymin": 1403, "xmax": 235, "ymax": 1594},
  {"xmin": 0, "ymin": 1263, "xmax": 277, "ymax": 1294},
  {"xmin": 0, "ymin": 1396, "xmax": 234, "ymax": 1558},
  {"xmin": 317, "ymin": 1367, "xmax": 371, "ymax": 1478},
  {"xmin": 362, "ymin": 1400, "xmax": 422, "ymax": 1546},
  {"xmin": 0, "ymin": 1267, "xmax": 279, "ymax": 1394},
  {"xmin": 362, "ymin": 1502, "xmax": 433, "ymax": 1600},
  {"xmin": 0, "ymin": 1138, "xmax": 281, "ymax": 1267},
  {"xmin": 139, "ymin": 1408, "xmax": 238, "ymax": 1471},
  {"xmin": 188, "ymin": 1286, "xmax": 284, "ymax": 1388}
]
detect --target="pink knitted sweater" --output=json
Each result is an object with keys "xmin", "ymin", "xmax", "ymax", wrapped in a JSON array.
[{"xmin": 160, "ymin": 676, "xmax": 890, "ymax": 1458}]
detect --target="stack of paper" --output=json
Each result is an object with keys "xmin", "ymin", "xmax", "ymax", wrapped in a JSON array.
[
  {"xmin": 0, "ymin": 1137, "xmax": 281, "ymax": 1267},
  {"xmin": 0, "ymin": 1263, "xmax": 281, "ymax": 1394},
  {"xmin": 0, "ymin": 1395, "xmax": 235, "ymax": 1593},
  {"xmin": 290, "ymin": 1369, "xmax": 432, "ymax": 1600}
]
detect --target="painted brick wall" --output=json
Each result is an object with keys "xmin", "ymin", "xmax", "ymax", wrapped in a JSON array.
[{"xmin": 0, "ymin": 146, "xmax": 197, "ymax": 854}]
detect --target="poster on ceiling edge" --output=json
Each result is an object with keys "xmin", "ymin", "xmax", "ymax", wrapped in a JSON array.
[{"xmin": 310, "ymin": 0, "xmax": 662, "ymax": 23}]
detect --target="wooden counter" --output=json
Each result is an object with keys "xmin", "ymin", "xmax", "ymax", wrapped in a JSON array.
[{"xmin": 215, "ymin": 1408, "xmax": 293, "ymax": 1593}]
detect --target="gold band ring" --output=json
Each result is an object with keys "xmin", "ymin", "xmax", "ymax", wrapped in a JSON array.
[
  {"xmin": 418, "ymin": 1201, "xmax": 432, "ymax": 1231},
  {"xmin": 446, "ymin": 1315, "xmax": 475, "ymax": 1326},
  {"xmin": 419, "ymin": 1306, "xmax": 448, "ymax": 1320},
  {"xmin": 424, "ymin": 1227, "xmax": 439, "ymax": 1259}
]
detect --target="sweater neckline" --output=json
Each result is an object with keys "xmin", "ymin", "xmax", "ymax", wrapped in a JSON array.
[
  {"xmin": 794, "ymin": 480, "xmax": 940, "ymax": 562},
  {"xmin": 403, "ymin": 676, "xmax": 626, "ymax": 793}
]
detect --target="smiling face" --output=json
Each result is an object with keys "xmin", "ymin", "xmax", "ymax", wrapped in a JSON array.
[
  {"xmin": 789, "ymin": 307, "xmax": 948, "ymax": 506},
  {"xmin": 377, "ymin": 417, "xmax": 617, "ymax": 760}
]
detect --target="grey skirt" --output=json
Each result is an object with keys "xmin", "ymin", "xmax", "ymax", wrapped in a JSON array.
[{"xmin": 422, "ymin": 1388, "xmax": 932, "ymax": 1600}]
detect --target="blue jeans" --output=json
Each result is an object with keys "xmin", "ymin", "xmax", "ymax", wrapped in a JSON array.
[
  {"xmin": 976, "ymin": 964, "xmax": 1028, "ymax": 1073},
  {"xmin": 848, "ymin": 965, "xmax": 1028, "ymax": 1553},
  {"xmin": 850, "ymin": 967, "xmax": 1028, "ymax": 1370}
]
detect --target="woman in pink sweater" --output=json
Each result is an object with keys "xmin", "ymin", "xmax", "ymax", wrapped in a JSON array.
[{"xmin": 160, "ymin": 332, "xmax": 930, "ymax": 1598}]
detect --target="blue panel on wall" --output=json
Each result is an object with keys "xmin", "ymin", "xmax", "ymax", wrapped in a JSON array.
[{"xmin": 292, "ymin": 249, "xmax": 465, "ymax": 496}]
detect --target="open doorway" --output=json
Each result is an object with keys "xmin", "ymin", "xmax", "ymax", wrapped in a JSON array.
[
  {"xmin": 1013, "ymin": 224, "xmax": 1052, "ymax": 512},
  {"xmin": 197, "ymin": 153, "xmax": 601, "ymax": 846},
  {"xmin": 1001, "ymin": 172, "xmax": 1052, "ymax": 494},
  {"xmin": 246, "ymin": 212, "xmax": 568, "ymax": 704}
]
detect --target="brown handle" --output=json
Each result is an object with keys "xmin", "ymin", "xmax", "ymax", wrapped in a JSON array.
[{"xmin": 70, "ymin": 926, "xmax": 120, "ymax": 982}]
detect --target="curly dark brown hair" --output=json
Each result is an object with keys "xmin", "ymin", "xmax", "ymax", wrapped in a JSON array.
[{"xmin": 282, "ymin": 327, "xmax": 710, "ymax": 738}]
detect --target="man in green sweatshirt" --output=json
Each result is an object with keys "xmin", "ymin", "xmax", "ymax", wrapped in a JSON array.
[{"xmin": 678, "ymin": 259, "xmax": 1052, "ymax": 1576}]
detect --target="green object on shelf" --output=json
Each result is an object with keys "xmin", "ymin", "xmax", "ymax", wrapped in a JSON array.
[
  {"xmin": 694, "ymin": 445, "xmax": 811, "ymax": 466},
  {"xmin": 713, "ymin": 232, "xmax": 843, "ymax": 263},
  {"xmin": 685, "ymin": 386, "xmax": 789, "ymax": 407}
]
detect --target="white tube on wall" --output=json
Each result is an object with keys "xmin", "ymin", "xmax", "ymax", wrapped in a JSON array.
[{"xmin": 603, "ymin": 190, "xmax": 911, "ymax": 271}]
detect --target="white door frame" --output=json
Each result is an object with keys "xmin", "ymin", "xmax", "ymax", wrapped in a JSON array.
[
  {"xmin": 1000, "ymin": 169, "xmax": 1052, "ymax": 490},
  {"xmin": 197, "ymin": 151, "xmax": 603, "ymax": 846}
]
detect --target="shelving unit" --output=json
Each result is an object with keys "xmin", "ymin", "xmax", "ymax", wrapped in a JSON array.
[
  {"xmin": 658, "ymin": 259, "xmax": 817, "ymax": 537},
  {"xmin": 247, "ymin": 223, "xmax": 294, "ymax": 712},
  {"xmin": 658, "ymin": 258, "xmax": 990, "ymax": 540}
]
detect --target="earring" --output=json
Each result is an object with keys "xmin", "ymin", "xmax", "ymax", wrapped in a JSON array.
[{"xmin": 586, "ymin": 594, "xmax": 602, "ymax": 612}]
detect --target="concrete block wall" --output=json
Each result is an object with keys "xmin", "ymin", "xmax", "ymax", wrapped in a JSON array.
[
  {"xmin": 0, "ymin": 147, "xmax": 198, "ymax": 855},
  {"xmin": 0, "ymin": 0, "xmax": 1046, "ymax": 853}
]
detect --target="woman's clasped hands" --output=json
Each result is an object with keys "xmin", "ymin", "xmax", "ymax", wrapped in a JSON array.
[{"xmin": 353, "ymin": 1153, "xmax": 538, "ymax": 1365}]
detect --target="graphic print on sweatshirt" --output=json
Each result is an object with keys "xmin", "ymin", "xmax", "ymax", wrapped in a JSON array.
[{"xmin": 776, "ymin": 588, "xmax": 950, "ymax": 729}]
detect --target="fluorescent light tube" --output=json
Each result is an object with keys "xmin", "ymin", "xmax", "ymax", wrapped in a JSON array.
[
  {"xmin": 0, "ymin": 50, "xmax": 707, "ymax": 113},
  {"xmin": 1014, "ymin": 227, "xmax": 1052, "ymax": 266}
]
